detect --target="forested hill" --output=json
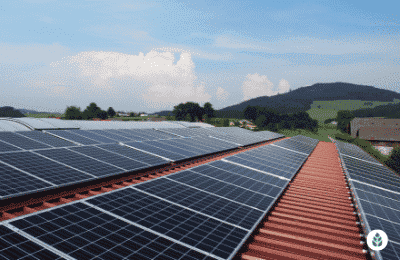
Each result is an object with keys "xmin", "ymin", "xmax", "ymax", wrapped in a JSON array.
[{"xmin": 216, "ymin": 82, "xmax": 400, "ymax": 118}]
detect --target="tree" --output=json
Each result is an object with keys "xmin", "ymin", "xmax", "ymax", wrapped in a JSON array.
[
  {"xmin": 244, "ymin": 106, "xmax": 259, "ymax": 122},
  {"xmin": 98, "ymin": 110, "xmax": 109, "ymax": 120},
  {"xmin": 82, "ymin": 102, "xmax": 102, "ymax": 120},
  {"xmin": 107, "ymin": 107, "xmax": 116, "ymax": 117},
  {"xmin": 65, "ymin": 106, "xmax": 82, "ymax": 120},
  {"xmin": 386, "ymin": 145, "xmax": 400, "ymax": 173},
  {"xmin": 173, "ymin": 102, "xmax": 205, "ymax": 121},
  {"xmin": 185, "ymin": 113, "xmax": 192, "ymax": 122},
  {"xmin": 222, "ymin": 119, "xmax": 229, "ymax": 127},
  {"xmin": 0, "ymin": 106, "xmax": 25, "ymax": 118},
  {"xmin": 255, "ymin": 115, "xmax": 267, "ymax": 128},
  {"xmin": 336, "ymin": 110, "xmax": 354, "ymax": 134},
  {"xmin": 129, "ymin": 112, "xmax": 136, "ymax": 117},
  {"xmin": 203, "ymin": 102, "xmax": 215, "ymax": 118},
  {"xmin": 203, "ymin": 114, "xmax": 209, "ymax": 123}
]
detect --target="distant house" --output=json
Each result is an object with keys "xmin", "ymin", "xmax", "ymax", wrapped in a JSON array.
[
  {"xmin": 350, "ymin": 118, "xmax": 400, "ymax": 146},
  {"xmin": 140, "ymin": 114, "xmax": 148, "ymax": 117},
  {"xmin": 117, "ymin": 113, "xmax": 129, "ymax": 117}
]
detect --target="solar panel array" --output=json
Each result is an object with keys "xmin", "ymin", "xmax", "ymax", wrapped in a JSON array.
[
  {"xmin": 334, "ymin": 140, "xmax": 400, "ymax": 260},
  {"xmin": 0, "ymin": 134, "xmax": 315, "ymax": 259}
]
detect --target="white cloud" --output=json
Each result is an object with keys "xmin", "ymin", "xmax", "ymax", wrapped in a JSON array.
[
  {"xmin": 43, "ymin": 50, "xmax": 211, "ymax": 109},
  {"xmin": 278, "ymin": 79, "xmax": 290, "ymax": 93},
  {"xmin": 215, "ymin": 87, "xmax": 229, "ymax": 102},
  {"xmin": 241, "ymin": 74, "xmax": 291, "ymax": 101},
  {"xmin": 242, "ymin": 73, "xmax": 274, "ymax": 100}
]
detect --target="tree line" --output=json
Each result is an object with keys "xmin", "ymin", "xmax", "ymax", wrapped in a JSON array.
[
  {"xmin": 168, "ymin": 102, "xmax": 216, "ymax": 123},
  {"xmin": 243, "ymin": 105, "xmax": 318, "ymax": 132},
  {"xmin": 0, "ymin": 106, "xmax": 26, "ymax": 117},
  {"xmin": 64, "ymin": 103, "xmax": 116, "ymax": 120}
]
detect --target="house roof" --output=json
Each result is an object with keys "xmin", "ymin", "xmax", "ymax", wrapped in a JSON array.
[{"xmin": 358, "ymin": 127, "xmax": 400, "ymax": 141}]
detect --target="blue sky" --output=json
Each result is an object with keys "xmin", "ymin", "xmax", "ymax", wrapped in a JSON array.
[{"xmin": 1, "ymin": 0, "xmax": 399, "ymax": 113}]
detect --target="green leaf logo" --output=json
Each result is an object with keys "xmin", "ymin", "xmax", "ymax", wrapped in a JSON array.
[{"xmin": 372, "ymin": 233, "xmax": 383, "ymax": 247}]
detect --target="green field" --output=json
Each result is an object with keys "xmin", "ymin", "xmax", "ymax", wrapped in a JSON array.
[
  {"xmin": 276, "ymin": 122, "xmax": 341, "ymax": 142},
  {"xmin": 25, "ymin": 113, "xmax": 64, "ymax": 118},
  {"xmin": 306, "ymin": 100, "xmax": 395, "ymax": 122}
]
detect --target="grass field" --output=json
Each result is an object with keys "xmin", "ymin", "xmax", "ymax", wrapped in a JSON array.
[
  {"xmin": 306, "ymin": 100, "xmax": 395, "ymax": 122},
  {"xmin": 276, "ymin": 122, "xmax": 341, "ymax": 142},
  {"xmin": 25, "ymin": 113, "xmax": 64, "ymax": 118}
]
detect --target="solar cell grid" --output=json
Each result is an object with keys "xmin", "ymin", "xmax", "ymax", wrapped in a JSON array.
[
  {"xmin": 9, "ymin": 202, "xmax": 217, "ymax": 260},
  {"xmin": 96, "ymin": 143, "xmax": 170, "ymax": 166},
  {"xmin": 124, "ymin": 141, "xmax": 187, "ymax": 161},
  {"xmin": 88, "ymin": 188, "xmax": 247, "ymax": 259},
  {"xmin": 167, "ymin": 170, "xmax": 275, "ymax": 211},
  {"xmin": 0, "ymin": 140, "xmax": 22, "ymax": 153},
  {"xmin": 364, "ymin": 214, "xmax": 400, "ymax": 245},
  {"xmin": 46, "ymin": 130, "xmax": 99, "ymax": 145},
  {"xmin": 115, "ymin": 129, "xmax": 151, "ymax": 141},
  {"xmin": 125, "ymin": 129, "xmax": 160, "ymax": 140},
  {"xmin": 223, "ymin": 155, "xmax": 291, "ymax": 179},
  {"xmin": 352, "ymin": 182, "xmax": 400, "ymax": 202},
  {"xmin": 245, "ymin": 150, "xmax": 303, "ymax": 168},
  {"xmin": 0, "ymin": 151, "xmax": 93, "ymax": 185},
  {"xmin": 208, "ymin": 161, "xmax": 289, "ymax": 187},
  {"xmin": 346, "ymin": 164, "xmax": 400, "ymax": 186},
  {"xmin": 134, "ymin": 178, "xmax": 264, "ymax": 230},
  {"xmin": 178, "ymin": 137, "xmax": 221, "ymax": 152},
  {"xmin": 235, "ymin": 153, "xmax": 296, "ymax": 173},
  {"xmin": 34, "ymin": 148, "xmax": 124, "ymax": 178},
  {"xmin": 16, "ymin": 131, "xmax": 76, "ymax": 148},
  {"xmin": 0, "ymin": 162, "xmax": 54, "ymax": 198},
  {"xmin": 0, "ymin": 225, "xmax": 64, "ymax": 260},
  {"xmin": 160, "ymin": 139, "xmax": 212, "ymax": 154},
  {"xmin": 0, "ymin": 132, "xmax": 51, "ymax": 150},
  {"xmin": 143, "ymin": 140, "xmax": 199, "ymax": 157},
  {"xmin": 66, "ymin": 130, "xmax": 119, "ymax": 144},
  {"xmin": 68, "ymin": 146, "xmax": 149, "ymax": 172},
  {"xmin": 139, "ymin": 129, "xmax": 176, "ymax": 139},
  {"xmin": 97, "ymin": 129, "xmax": 140, "ymax": 142}
]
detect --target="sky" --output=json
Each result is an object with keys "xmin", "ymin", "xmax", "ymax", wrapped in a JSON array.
[{"xmin": 1, "ymin": 0, "xmax": 399, "ymax": 113}]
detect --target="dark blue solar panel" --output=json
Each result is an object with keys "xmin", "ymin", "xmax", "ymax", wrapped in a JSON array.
[
  {"xmin": 0, "ymin": 225, "xmax": 64, "ymax": 260},
  {"xmin": 10, "ymin": 202, "xmax": 217, "ymax": 260},
  {"xmin": 161, "ymin": 139, "xmax": 212, "ymax": 154},
  {"xmin": 67, "ymin": 130, "xmax": 119, "ymax": 144},
  {"xmin": 46, "ymin": 130, "xmax": 99, "ymax": 145},
  {"xmin": 144, "ymin": 140, "xmax": 200, "ymax": 157},
  {"xmin": 124, "ymin": 129, "xmax": 162, "ymax": 140},
  {"xmin": 104, "ymin": 130, "xmax": 148, "ymax": 142},
  {"xmin": 97, "ymin": 130, "xmax": 140, "ymax": 142},
  {"xmin": 0, "ymin": 140, "xmax": 22, "ymax": 153},
  {"xmin": 96, "ymin": 144, "xmax": 169, "ymax": 167},
  {"xmin": 223, "ymin": 155, "xmax": 291, "ymax": 179},
  {"xmin": 68, "ymin": 146, "xmax": 149, "ymax": 171},
  {"xmin": 124, "ymin": 141, "xmax": 187, "ymax": 161},
  {"xmin": 167, "ymin": 169, "xmax": 276, "ymax": 210},
  {"xmin": 0, "ymin": 132, "xmax": 51, "ymax": 150},
  {"xmin": 0, "ymin": 162, "xmax": 54, "ymax": 199},
  {"xmin": 88, "ymin": 188, "xmax": 247, "ymax": 259},
  {"xmin": 0, "ymin": 151, "xmax": 93, "ymax": 185},
  {"xmin": 176, "ymin": 138, "xmax": 221, "ymax": 152},
  {"xmin": 208, "ymin": 161, "xmax": 289, "ymax": 187},
  {"xmin": 272, "ymin": 139, "xmax": 313, "ymax": 154},
  {"xmin": 134, "ymin": 178, "xmax": 263, "ymax": 230},
  {"xmin": 139, "ymin": 129, "xmax": 177, "ymax": 140},
  {"xmin": 34, "ymin": 148, "xmax": 124, "ymax": 178},
  {"xmin": 16, "ymin": 131, "xmax": 75, "ymax": 148}
]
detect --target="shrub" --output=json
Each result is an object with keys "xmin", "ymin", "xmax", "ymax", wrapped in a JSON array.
[{"xmin": 385, "ymin": 146, "xmax": 400, "ymax": 173}]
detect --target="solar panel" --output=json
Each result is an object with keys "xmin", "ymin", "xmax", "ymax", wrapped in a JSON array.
[
  {"xmin": 335, "ymin": 139, "xmax": 400, "ymax": 260},
  {"xmin": 208, "ymin": 160, "xmax": 289, "ymax": 187},
  {"xmin": 68, "ymin": 146, "xmax": 149, "ymax": 172},
  {"xmin": 134, "ymin": 177, "xmax": 264, "ymax": 230},
  {"xmin": 0, "ymin": 225, "xmax": 65, "ymax": 260},
  {"xmin": 15, "ymin": 131, "xmax": 76, "ymax": 147},
  {"xmin": 124, "ymin": 129, "xmax": 161, "ymax": 140},
  {"xmin": 0, "ymin": 162, "xmax": 54, "ymax": 199},
  {"xmin": 66, "ymin": 130, "xmax": 119, "ymax": 144},
  {"xmin": 142, "ymin": 140, "xmax": 199, "ymax": 157},
  {"xmin": 167, "ymin": 168, "xmax": 276, "ymax": 210},
  {"xmin": 223, "ymin": 154, "xmax": 292, "ymax": 179},
  {"xmin": 107, "ymin": 129, "xmax": 149, "ymax": 141},
  {"xmin": 175, "ymin": 138, "xmax": 222, "ymax": 153},
  {"xmin": 0, "ymin": 151, "xmax": 93, "ymax": 186},
  {"xmin": 124, "ymin": 141, "xmax": 187, "ymax": 161},
  {"xmin": 138, "ymin": 129, "xmax": 177, "ymax": 140},
  {"xmin": 271, "ymin": 139, "xmax": 313, "ymax": 154},
  {"xmin": 96, "ymin": 143, "xmax": 170, "ymax": 167},
  {"xmin": 87, "ymin": 188, "xmax": 246, "ymax": 259},
  {"xmin": 34, "ymin": 148, "xmax": 125, "ymax": 178},
  {"xmin": 0, "ymin": 140, "xmax": 23, "ymax": 153},
  {"xmin": 103, "ymin": 129, "xmax": 148, "ymax": 142},
  {"xmin": 8, "ymin": 202, "xmax": 218, "ymax": 260},
  {"xmin": 160, "ymin": 139, "xmax": 213, "ymax": 154},
  {"xmin": 90, "ymin": 130, "xmax": 135, "ymax": 142},
  {"xmin": 45, "ymin": 130, "xmax": 99, "ymax": 145},
  {"xmin": 0, "ymin": 132, "xmax": 51, "ymax": 150}
]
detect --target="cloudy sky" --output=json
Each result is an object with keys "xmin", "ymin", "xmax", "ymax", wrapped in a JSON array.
[{"xmin": 1, "ymin": 0, "xmax": 399, "ymax": 113}]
